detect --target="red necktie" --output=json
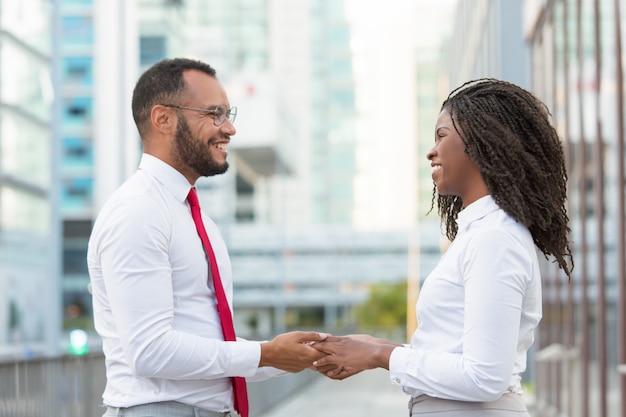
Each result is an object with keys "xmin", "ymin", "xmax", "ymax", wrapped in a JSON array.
[{"xmin": 187, "ymin": 188, "xmax": 249, "ymax": 417}]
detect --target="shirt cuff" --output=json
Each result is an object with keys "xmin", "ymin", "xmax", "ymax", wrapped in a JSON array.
[
  {"xmin": 389, "ymin": 345, "xmax": 411, "ymax": 386},
  {"xmin": 227, "ymin": 340, "xmax": 262, "ymax": 378},
  {"xmin": 249, "ymin": 366, "xmax": 290, "ymax": 382}
]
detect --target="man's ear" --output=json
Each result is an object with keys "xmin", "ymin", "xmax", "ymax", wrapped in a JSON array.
[{"xmin": 150, "ymin": 104, "xmax": 177, "ymax": 134}]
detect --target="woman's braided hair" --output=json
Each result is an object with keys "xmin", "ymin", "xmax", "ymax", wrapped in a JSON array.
[{"xmin": 432, "ymin": 78, "xmax": 573, "ymax": 279}]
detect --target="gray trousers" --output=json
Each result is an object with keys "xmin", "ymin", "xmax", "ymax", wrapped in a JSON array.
[
  {"xmin": 103, "ymin": 401, "xmax": 232, "ymax": 417},
  {"xmin": 409, "ymin": 393, "xmax": 530, "ymax": 416}
]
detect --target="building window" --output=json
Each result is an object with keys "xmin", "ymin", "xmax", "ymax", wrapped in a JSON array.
[
  {"xmin": 62, "ymin": 137, "xmax": 93, "ymax": 167},
  {"xmin": 62, "ymin": 177, "xmax": 93, "ymax": 208},
  {"xmin": 62, "ymin": 0, "xmax": 94, "ymax": 4},
  {"xmin": 140, "ymin": 36, "xmax": 166, "ymax": 66},
  {"xmin": 62, "ymin": 96, "xmax": 92, "ymax": 125},
  {"xmin": 63, "ymin": 56, "xmax": 93, "ymax": 86},
  {"xmin": 61, "ymin": 16, "xmax": 93, "ymax": 48}
]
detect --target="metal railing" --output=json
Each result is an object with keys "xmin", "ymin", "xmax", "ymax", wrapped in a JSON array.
[
  {"xmin": 0, "ymin": 353, "xmax": 317, "ymax": 417},
  {"xmin": 0, "ymin": 353, "xmax": 105, "ymax": 417},
  {"xmin": 534, "ymin": 343, "xmax": 580, "ymax": 417}
]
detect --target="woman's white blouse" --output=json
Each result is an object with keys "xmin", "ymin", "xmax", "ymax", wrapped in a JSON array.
[{"xmin": 389, "ymin": 195, "xmax": 542, "ymax": 402}]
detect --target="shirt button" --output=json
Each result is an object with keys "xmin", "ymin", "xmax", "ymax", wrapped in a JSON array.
[{"xmin": 394, "ymin": 377, "xmax": 402, "ymax": 384}]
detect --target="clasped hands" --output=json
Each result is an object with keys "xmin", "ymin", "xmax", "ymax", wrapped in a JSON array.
[
  {"xmin": 260, "ymin": 332, "xmax": 398, "ymax": 381},
  {"xmin": 311, "ymin": 334, "xmax": 399, "ymax": 380}
]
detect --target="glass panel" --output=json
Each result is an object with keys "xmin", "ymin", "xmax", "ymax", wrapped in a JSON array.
[
  {"xmin": 239, "ymin": 0, "xmax": 266, "ymax": 7},
  {"xmin": 62, "ymin": 0, "xmax": 93, "ymax": 5},
  {"xmin": 0, "ymin": 187, "xmax": 49, "ymax": 234},
  {"xmin": 0, "ymin": 110, "xmax": 50, "ymax": 187},
  {"xmin": 330, "ymin": 89, "xmax": 354, "ymax": 107},
  {"xmin": 0, "ymin": 257, "xmax": 50, "ymax": 344},
  {"xmin": 63, "ymin": 247, "xmax": 88, "ymax": 275},
  {"xmin": 597, "ymin": 0, "xmax": 620, "ymax": 377},
  {"xmin": 553, "ymin": 1, "xmax": 568, "ymax": 138},
  {"xmin": 140, "ymin": 36, "xmax": 167, "ymax": 66},
  {"xmin": 330, "ymin": 26, "xmax": 350, "ymax": 45},
  {"xmin": 61, "ymin": 177, "xmax": 93, "ymax": 209},
  {"xmin": 61, "ymin": 15, "xmax": 93, "ymax": 48},
  {"xmin": 330, "ymin": 57, "xmax": 352, "ymax": 78},
  {"xmin": 61, "ymin": 137, "xmax": 93, "ymax": 168},
  {"xmin": 62, "ymin": 96, "xmax": 93, "ymax": 126},
  {"xmin": 328, "ymin": 0, "xmax": 346, "ymax": 17},
  {"xmin": 0, "ymin": 42, "xmax": 53, "ymax": 121},
  {"xmin": 0, "ymin": 0, "xmax": 51, "ymax": 53},
  {"xmin": 62, "ymin": 56, "xmax": 93, "ymax": 86}
]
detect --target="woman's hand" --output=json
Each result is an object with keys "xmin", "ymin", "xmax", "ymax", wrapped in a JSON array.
[{"xmin": 310, "ymin": 336, "xmax": 399, "ymax": 380}]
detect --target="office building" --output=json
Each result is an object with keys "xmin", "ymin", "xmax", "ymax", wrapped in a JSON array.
[
  {"xmin": 0, "ymin": 0, "xmax": 59, "ymax": 356},
  {"xmin": 524, "ymin": 0, "xmax": 625, "ymax": 416},
  {"xmin": 59, "ymin": 0, "xmax": 139, "ymax": 334}
]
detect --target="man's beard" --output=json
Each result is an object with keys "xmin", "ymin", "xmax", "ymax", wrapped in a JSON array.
[{"xmin": 173, "ymin": 115, "xmax": 229, "ymax": 177}]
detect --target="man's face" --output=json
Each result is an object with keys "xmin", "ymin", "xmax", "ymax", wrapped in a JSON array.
[
  {"xmin": 173, "ymin": 112, "xmax": 229, "ymax": 177},
  {"xmin": 170, "ymin": 70, "xmax": 236, "ymax": 178}
]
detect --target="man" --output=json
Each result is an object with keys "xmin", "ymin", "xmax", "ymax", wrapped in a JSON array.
[{"xmin": 87, "ymin": 58, "xmax": 327, "ymax": 417}]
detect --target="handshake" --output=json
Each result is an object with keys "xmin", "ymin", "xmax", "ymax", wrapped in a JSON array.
[{"xmin": 259, "ymin": 331, "xmax": 401, "ymax": 380}]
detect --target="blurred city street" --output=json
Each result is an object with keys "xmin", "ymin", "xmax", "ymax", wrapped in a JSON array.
[{"xmin": 258, "ymin": 368, "xmax": 410, "ymax": 417}]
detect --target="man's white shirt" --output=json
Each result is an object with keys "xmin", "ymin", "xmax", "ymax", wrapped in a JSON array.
[{"xmin": 88, "ymin": 154, "xmax": 281, "ymax": 411}]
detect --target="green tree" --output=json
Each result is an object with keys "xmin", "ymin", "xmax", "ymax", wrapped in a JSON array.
[{"xmin": 354, "ymin": 281, "xmax": 407, "ymax": 336}]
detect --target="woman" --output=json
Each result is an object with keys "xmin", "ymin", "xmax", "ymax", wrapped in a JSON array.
[{"xmin": 312, "ymin": 79, "xmax": 573, "ymax": 416}]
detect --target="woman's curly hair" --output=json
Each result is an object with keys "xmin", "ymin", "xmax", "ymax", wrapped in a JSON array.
[{"xmin": 432, "ymin": 78, "xmax": 573, "ymax": 279}]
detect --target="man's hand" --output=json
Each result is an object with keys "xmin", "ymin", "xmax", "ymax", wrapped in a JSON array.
[{"xmin": 259, "ymin": 331, "xmax": 329, "ymax": 373}]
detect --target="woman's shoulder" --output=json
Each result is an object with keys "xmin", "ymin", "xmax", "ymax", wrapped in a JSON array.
[{"xmin": 466, "ymin": 208, "xmax": 534, "ymax": 254}]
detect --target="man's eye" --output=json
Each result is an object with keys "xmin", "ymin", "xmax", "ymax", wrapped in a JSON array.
[{"xmin": 212, "ymin": 106, "xmax": 227, "ymax": 116}]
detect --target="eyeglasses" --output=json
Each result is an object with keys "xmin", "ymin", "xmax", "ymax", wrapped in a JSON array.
[{"xmin": 162, "ymin": 104, "xmax": 237, "ymax": 126}]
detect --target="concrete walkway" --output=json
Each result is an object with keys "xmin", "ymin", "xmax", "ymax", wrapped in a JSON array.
[
  {"xmin": 256, "ymin": 369, "xmax": 539, "ymax": 417},
  {"xmin": 257, "ymin": 368, "xmax": 410, "ymax": 417}
]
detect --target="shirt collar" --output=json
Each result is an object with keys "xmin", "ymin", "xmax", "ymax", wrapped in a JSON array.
[
  {"xmin": 138, "ymin": 153, "xmax": 193, "ymax": 203},
  {"xmin": 456, "ymin": 195, "xmax": 500, "ymax": 233}
]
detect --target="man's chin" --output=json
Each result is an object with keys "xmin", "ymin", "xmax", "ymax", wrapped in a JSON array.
[{"xmin": 203, "ymin": 162, "xmax": 229, "ymax": 177}]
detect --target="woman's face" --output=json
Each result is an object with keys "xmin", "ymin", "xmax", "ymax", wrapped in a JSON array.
[{"xmin": 426, "ymin": 108, "xmax": 488, "ymax": 206}]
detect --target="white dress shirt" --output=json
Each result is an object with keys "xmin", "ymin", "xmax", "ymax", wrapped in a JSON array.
[
  {"xmin": 87, "ymin": 154, "xmax": 281, "ymax": 411},
  {"xmin": 389, "ymin": 195, "xmax": 542, "ymax": 402}
]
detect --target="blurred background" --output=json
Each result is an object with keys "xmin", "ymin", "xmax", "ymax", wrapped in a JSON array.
[{"xmin": 0, "ymin": 0, "xmax": 625, "ymax": 416}]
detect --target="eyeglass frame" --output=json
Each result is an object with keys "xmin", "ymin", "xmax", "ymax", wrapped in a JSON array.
[{"xmin": 161, "ymin": 104, "xmax": 237, "ymax": 126}]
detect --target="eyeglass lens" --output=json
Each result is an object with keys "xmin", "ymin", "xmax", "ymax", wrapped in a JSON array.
[{"xmin": 216, "ymin": 106, "xmax": 236, "ymax": 125}]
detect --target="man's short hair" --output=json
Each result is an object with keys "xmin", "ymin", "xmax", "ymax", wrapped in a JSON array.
[{"xmin": 131, "ymin": 58, "xmax": 217, "ymax": 138}]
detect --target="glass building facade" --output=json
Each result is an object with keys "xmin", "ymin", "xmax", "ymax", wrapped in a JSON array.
[
  {"xmin": 0, "ymin": 0, "xmax": 57, "ymax": 355},
  {"xmin": 58, "ymin": 0, "xmax": 96, "ymax": 334},
  {"xmin": 172, "ymin": 0, "xmax": 383, "ymax": 336},
  {"xmin": 182, "ymin": 0, "xmax": 356, "ymax": 225},
  {"xmin": 139, "ymin": 0, "xmax": 184, "ymax": 72},
  {"xmin": 526, "ymin": 0, "xmax": 625, "ymax": 416},
  {"xmin": 59, "ymin": 0, "xmax": 140, "ymax": 335},
  {"xmin": 310, "ymin": 0, "xmax": 356, "ymax": 224},
  {"xmin": 183, "ymin": 0, "xmax": 269, "ymax": 71}
]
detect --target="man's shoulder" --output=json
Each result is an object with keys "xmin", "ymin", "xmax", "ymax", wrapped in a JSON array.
[
  {"xmin": 90, "ymin": 172, "xmax": 175, "ymax": 248},
  {"xmin": 96, "ymin": 172, "xmax": 171, "ymax": 224}
]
